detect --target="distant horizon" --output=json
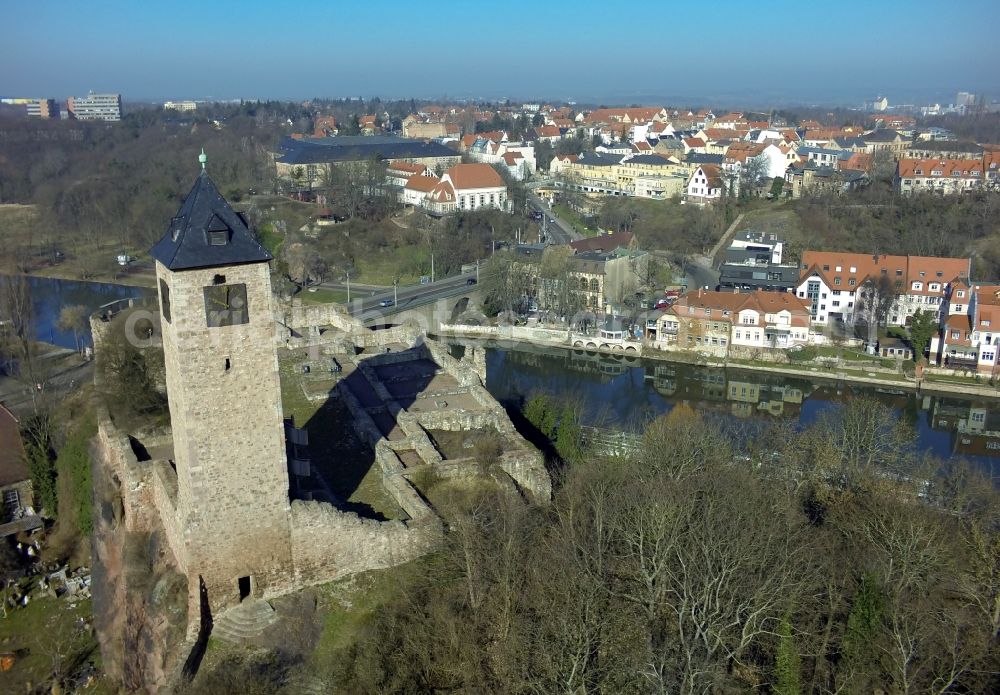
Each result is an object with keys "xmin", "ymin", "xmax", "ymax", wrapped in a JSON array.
[{"xmin": 4, "ymin": 0, "xmax": 999, "ymax": 109}]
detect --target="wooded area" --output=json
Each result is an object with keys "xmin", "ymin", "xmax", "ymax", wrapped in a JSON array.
[{"xmin": 321, "ymin": 397, "xmax": 999, "ymax": 694}]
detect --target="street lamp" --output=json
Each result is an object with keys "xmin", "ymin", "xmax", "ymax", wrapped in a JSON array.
[
  {"xmin": 346, "ymin": 270, "xmax": 351, "ymax": 304},
  {"xmin": 393, "ymin": 277, "xmax": 398, "ymax": 306}
]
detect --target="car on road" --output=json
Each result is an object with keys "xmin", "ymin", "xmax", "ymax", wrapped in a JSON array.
[
  {"xmin": 466, "ymin": 278, "xmax": 477, "ymax": 285},
  {"xmin": 379, "ymin": 299, "xmax": 394, "ymax": 307}
]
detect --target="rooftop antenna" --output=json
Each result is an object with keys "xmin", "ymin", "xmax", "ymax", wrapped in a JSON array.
[{"xmin": 199, "ymin": 147, "xmax": 207, "ymax": 171}]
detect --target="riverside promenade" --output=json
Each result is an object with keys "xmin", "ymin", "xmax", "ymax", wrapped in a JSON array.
[{"xmin": 434, "ymin": 323, "xmax": 1000, "ymax": 401}]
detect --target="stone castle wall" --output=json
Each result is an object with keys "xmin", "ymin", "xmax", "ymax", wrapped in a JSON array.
[{"xmin": 289, "ymin": 501, "xmax": 442, "ymax": 587}]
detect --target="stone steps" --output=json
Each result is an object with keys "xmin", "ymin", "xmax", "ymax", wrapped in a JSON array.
[{"xmin": 211, "ymin": 599, "xmax": 279, "ymax": 644}]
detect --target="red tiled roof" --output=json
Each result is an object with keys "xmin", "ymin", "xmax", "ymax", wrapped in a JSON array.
[
  {"xmin": 799, "ymin": 251, "xmax": 969, "ymax": 296},
  {"xmin": 404, "ymin": 174, "xmax": 440, "ymax": 192},
  {"xmin": 389, "ymin": 161, "xmax": 428, "ymax": 175},
  {"xmin": 0, "ymin": 404, "xmax": 29, "ymax": 488},
  {"xmin": 444, "ymin": 163, "xmax": 505, "ymax": 190},
  {"xmin": 896, "ymin": 158, "xmax": 984, "ymax": 178},
  {"xmin": 570, "ymin": 231, "xmax": 635, "ymax": 253}
]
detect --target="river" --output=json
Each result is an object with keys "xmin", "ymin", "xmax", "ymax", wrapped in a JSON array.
[
  {"xmin": 8, "ymin": 275, "xmax": 153, "ymax": 349},
  {"xmin": 483, "ymin": 344, "xmax": 1000, "ymax": 477}
]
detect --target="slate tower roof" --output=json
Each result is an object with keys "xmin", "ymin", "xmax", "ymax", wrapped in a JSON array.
[{"xmin": 150, "ymin": 169, "xmax": 272, "ymax": 271}]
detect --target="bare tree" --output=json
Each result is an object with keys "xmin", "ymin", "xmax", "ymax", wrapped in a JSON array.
[
  {"xmin": 56, "ymin": 304, "xmax": 88, "ymax": 353},
  {"xmin": 855, "ymin": 274, "xmax": 898, "ymax": 348}
]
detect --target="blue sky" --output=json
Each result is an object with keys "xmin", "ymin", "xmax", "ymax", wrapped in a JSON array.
[{"xmin": 3, "ymin": 0, "xmax": 1000, "ymax": 106}]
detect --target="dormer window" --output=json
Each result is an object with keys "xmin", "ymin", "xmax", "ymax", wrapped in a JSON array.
[
  {"xmin": 208, "ymin": 230, "xmax": 229, "ymax": 245},
  {"xmin": 914, "ymin": 168, "xmax": 923, "ymax": 175},
  {"xmin": 912, "ymin": 282, "xmax": 922, "ymax": 291},
  {"xmin": 929, "ymin": 283, "xmax": 940, "ymax": 291},
  {"xmin": 849, "ymin": 266, "xmax": 856, "ymax": 273},
  {"xmin": 957, "ymin": 290, "xmax": 966, "ymax": 298}
]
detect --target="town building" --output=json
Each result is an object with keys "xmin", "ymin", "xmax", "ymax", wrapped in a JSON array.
[
  {"xmin": 422, "ymin": 163, "xmax": 508, "ymax": 215},
  {"xmin": 930, "ymin": 282, "xmax": 1000, "ymax": 374},
  {"xmin": 894, "ymin": 158, "xmax": 985, "ymax": 195},
  {"xmin": 685, "ymin": 164, "xmax": 725, "ymax": 205},
  {"xmin": 3, "ymin": 98, "xmax": 62, "ymax": 119},
  {"xmin": 784, "ymin": 164, "xmax": 868, "ymax": 198},
  {"xmin": 67, "ymin": 92, "xmax": 122, "ymax": 121},
  {"xmin": 274, "ymin": 135, "xmax": 461, "ymax": 187},
  {"xmin": 862, "ymin": 128, "xmax": 911, "ymax": 156},
  {"xmin": 654, "ymin": 289, "xmax": 812, "ymax": 356},
  {"xmin": 164, "ymin": 100, "xmax": 197, "ymax": 112},
  {"xmin": 795, "ymin": 251, "xmax": 971, "ymax": 327},
  {"xmin": 0, "ymin": 404, "xmax": 32, "ymax": 523},
  {"xmin": 718, "ymin": 231, "xmax": 800, "ymax": 292}
]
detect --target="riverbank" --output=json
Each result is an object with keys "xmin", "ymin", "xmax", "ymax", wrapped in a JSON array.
[
  {"xmin": 25, "ymin": 263, "xmax": 157, "ymax": 289},
  {"xmin": 435, "ymin": 324, "xmax": 1000, "ymax": 402}
]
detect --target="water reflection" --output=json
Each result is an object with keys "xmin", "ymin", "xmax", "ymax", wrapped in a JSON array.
[
  {"xmin": 2, "ymin": 274, "xmax": 152, "ymax": 349},
  {"xmin": 484, "ymin": 345, "xmax": 999, "ymax": 476}
]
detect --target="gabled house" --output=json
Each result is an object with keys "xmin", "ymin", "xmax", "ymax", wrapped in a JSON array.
[
  {"xmin": 685, "ymin": 164, "xmax": 725, "ymax": 205},
  {"xmin": 0, "ymin": 403, "xmax": 32, "ymax": 522},
  {"xmin": 683, "ymin": 137, "xmax": 707, "ymax": 154},
  {"xmin": 930, "ymin": 283, "xmax": 1000, "ymax": 373},
  {"xmin": 654, "ymin": 289, "xmax": 812, "ymax": 356},
  {"xmin": 549, "ymin": 153, "xmax": 579, "ymax": 175},
  {"xmin": 794, "ymin": 251, "xmax": 970, "ymax": 327},
  {"xmin": 402, "ymin": 173, "xmax": 440, "ymax": 207},
  {"xmin": 386, "ymin": 161, "xmax": 432, "ymax": 188},
  {"xmin": 895, "ymin": 158, "xmax": 985, "ymax": 195}
]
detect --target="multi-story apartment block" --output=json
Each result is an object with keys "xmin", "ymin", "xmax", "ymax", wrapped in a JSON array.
[
  {"xmin": 895, "ymin": 158, "xmax": 985, "ymax": 195},
  {"xmin": 929, "ymin": 281, "xmax": 1000, "ymax": 374},
  {"xmin": 67, "ymin": 92, "xmax": 122, "ymax": 121},
  {"xmin": 795, "ymin": 251, "xmax": 970, "ymax": 326},
  {"xmin": 1, "ymin": 97, "xmax": 60, "ymax": 118}
]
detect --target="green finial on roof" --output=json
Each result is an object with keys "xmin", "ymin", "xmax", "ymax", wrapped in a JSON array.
[{"xmin": 199, "ymin": 147, "xmax": 207, "ymax": 171}]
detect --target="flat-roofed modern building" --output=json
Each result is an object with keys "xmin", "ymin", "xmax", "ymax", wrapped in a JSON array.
[{"xmin": 67, "ymin": 92, "xmax": 122, "ymax": 121}]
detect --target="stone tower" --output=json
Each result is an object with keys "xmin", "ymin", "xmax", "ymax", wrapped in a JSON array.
[{"xmin": 151, "ymin": 158, "xmax": 292, "ymax": 610}]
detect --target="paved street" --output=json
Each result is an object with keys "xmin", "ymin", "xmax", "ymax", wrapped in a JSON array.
[
  {"xmin": 527, "ymin": 192, "xmax": 580, "ymax": 245},
  {"xmin": 345, "ymin": 269, "xmax": 483, "ymax": 319}
]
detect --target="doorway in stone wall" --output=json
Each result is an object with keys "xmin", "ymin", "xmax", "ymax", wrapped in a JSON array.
[{"xmin": 238, "ymin": 575, "xmax": 252, "ymax": 601}]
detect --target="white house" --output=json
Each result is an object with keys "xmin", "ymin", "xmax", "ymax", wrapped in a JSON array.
[
  {"xmin": 402, "ymin": 173, "xmax": 440, "ymax": 207},
  {"xmin": 795, "ymin": 251, "xmax": 971, "ymax": 326},
  {"xmin": 685, "ymin": 164, "xmax": 724, "ymax": 205},
  {"xmin": 425, "ymin": 163, "xmax": 510, "ymax": 214}
]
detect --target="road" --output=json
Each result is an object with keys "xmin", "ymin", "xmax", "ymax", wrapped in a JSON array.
[
  {"xmin": 344, "ymin": 269, "xmax": 483, "ymax": 320},
  {"xmin": 527, "ymin": 192, "xmax": 580, "ymax": 245},
  {"xmin": 683, "ymin": 255, "xmax": 720, "ymax": 291}
]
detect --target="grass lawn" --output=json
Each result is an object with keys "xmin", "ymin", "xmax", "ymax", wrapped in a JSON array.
[
  {"xmin": 553, "ymin": 203, "xmax": 597, "ymax": 236},
  {"xmin": 353, "ymin": 245, "xmax": 430, "ymax": 286},
  {"xmin": 298, "ymin": 288, "xmax": 349, "ymax": 305},
  {"xmin": 812, "ymin": 345, "xmax": 880, "ymax": 362},
  {"xmin": 277, "ymin": 349, "xmax": 403, "ymax": 519},
  {"xmin": 0, "ymin": 595, "xmax": 100, "ymax": 693},
  {"xmin": 309, "ymin": 562, "xmax": 427, "ymax": 670},
  {"xmin": 925, "ymin": 373, "xmax": 991, "ymax": 386}
]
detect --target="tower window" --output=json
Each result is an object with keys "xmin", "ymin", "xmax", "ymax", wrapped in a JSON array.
[
  {"xmin": 213, "ymin": 274, "xmax": 226, "ymax": 285},
  {"xmin": 224, "ymin": 357, "xmax": 231, "ymax": 372},
  {"xmin": 208, "ymin": 230, "xmax": 229, "ymax": 246},
  {"xmin": 159, "ymin": 279, "xmax": 171, "ymax": 323}
]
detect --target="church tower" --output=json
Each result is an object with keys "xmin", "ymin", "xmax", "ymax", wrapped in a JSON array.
[{"xmin": 151, "ymin": 152, "xmax": 292, "ymax": 609}]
